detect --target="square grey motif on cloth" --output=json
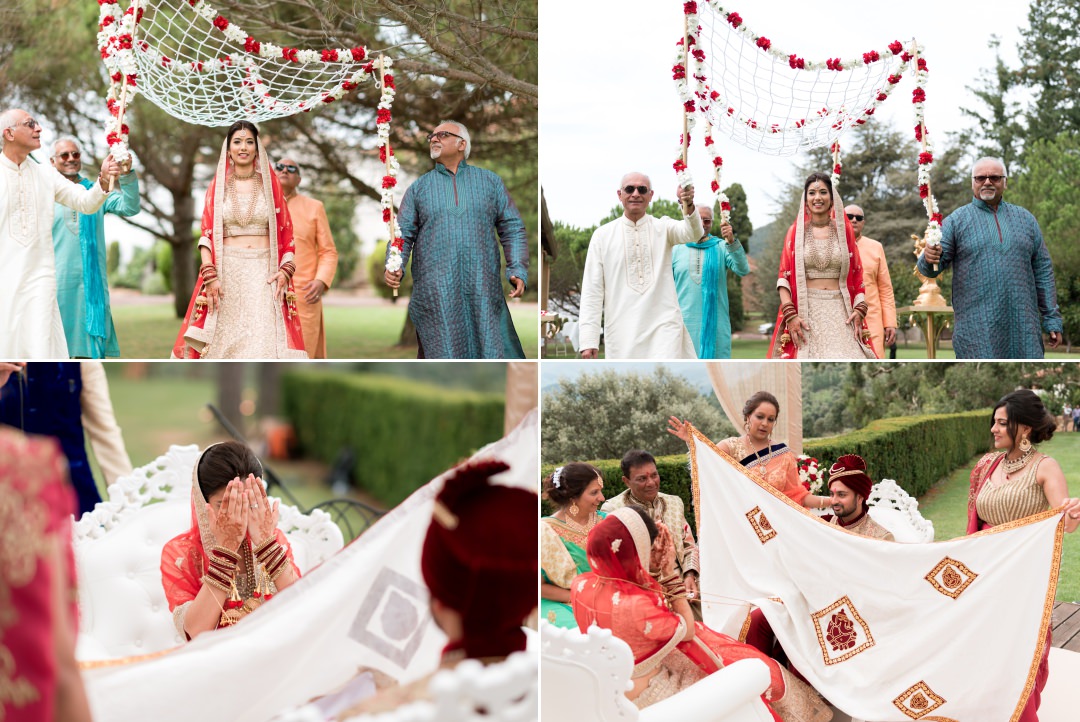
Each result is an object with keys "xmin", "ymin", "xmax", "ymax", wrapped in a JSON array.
[{"xmin": 349, "ymin": 567, "xmax": 431, "ymax": 667}]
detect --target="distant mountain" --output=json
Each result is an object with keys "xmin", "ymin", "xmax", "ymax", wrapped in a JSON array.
[{"xmin": 748, "ymin": 219, "xmax": 779, "ymax": 259}]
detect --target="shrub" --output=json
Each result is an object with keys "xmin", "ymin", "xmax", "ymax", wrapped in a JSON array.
[
  {"xmin": 282, "ymin": 371, "xmax": 504, "ymax": 507},
  {"xmin": 367, "ymin": 239, "xmax": 413, "ymax": 300},
  {"xmin": 543, "ymin": 409, "xmax": 991, "ymax": 535}
]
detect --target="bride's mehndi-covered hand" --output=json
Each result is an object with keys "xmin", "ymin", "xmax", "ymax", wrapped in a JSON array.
[
  {"xmin": 650, "ymin": 522, "xmax": 677, "ymax": 577},
  {"xmin": 207, "ymin": 478, "xmax": 249, "ymax": 551},
  {"xmin": 244, "ymin": 474, "xmax": 280, "ymax": 544}
]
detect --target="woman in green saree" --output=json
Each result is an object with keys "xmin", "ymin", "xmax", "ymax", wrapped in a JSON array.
[{"xmin": 541, "ymin": 462, "xmax": 606, "ymax": 627}]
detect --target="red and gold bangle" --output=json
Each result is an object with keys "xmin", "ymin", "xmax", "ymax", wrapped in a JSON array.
[
  {"xmin": 278, "ymin": 261, "xmax": 296, "ymax": 280},
  {"xmin": 202, "ymin": 572, "xmax": 232, "ymax": 595}
]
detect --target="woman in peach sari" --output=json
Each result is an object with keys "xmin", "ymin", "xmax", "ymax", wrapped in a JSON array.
[{"xmin": 668, "ymin": 391, "xmax": 830, "ymax": 510}]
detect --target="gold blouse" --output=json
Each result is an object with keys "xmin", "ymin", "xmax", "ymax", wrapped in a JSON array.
[{"xmin": 975, "ymin": 454, "xmax": 1049, "ymax": 527}]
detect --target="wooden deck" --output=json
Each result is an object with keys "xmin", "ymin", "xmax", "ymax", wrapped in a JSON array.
[{"xmin": 1052, "ymin": 602, "xmax": 1080, "ymax": 651}]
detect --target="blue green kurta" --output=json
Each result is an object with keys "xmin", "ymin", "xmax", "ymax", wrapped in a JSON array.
[
  {"xmin": 671, "ymin": 235, "xmax": 750, "ymax": 359},
  {"xmin": 51, "ymin": 171, "xmax": 140, "ymax": 358},
  {"xmin": 392, "ymin": 161, "xmax": 528, "ymax": 359},
  {"xmin": 917, "ymin": 198, "xmax": 1062, "ymax": 359}
]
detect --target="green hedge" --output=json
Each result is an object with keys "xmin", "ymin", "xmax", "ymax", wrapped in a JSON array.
[
  {"xmin": 542, "ymin": 409, "xmax": 992, "ymax": 534},
  {"xmin": 803, "ymin": 409, "xmax": 990, "ymax": 498},
  {"xmin": 283, "ymin": 371, "xmax": 505, "ymax": 507}
]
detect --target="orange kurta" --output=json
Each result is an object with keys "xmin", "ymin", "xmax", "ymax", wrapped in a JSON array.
[
  {"xmin": 287, "ymin": 194, "xmax": 338, "ymax": 358},
  {"xmin": 856, "ymin": 235, "xmax": 896, "ymax": 358}
]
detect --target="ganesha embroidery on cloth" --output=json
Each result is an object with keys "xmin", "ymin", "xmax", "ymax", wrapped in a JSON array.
[
  {"xmin": 745, "ymin": 506, "xmax": 777, "ymax": 544},
  {"xmin": 810, "ymin": 595, "xmax": 875, "ymax": 665},
  {"xmin": 924, "ymin": 557, "xmax": 978, "ymax": 600},
  {"xmin": 892, "ymin": 680, "xmax": 947, "ymax": 719}
]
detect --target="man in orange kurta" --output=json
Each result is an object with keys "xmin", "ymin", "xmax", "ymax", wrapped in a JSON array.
[
  {"xmin": 846, "ymin": 205, "xmax": 896, "ymax": 358},
  {"xmin": 274, "ymin": 158, "xmax": 338, "ymax": 358}
]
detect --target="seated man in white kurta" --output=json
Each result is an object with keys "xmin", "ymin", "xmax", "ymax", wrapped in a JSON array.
[
  {"xmin": 0, "ymin": 108, "xmax": 121, "ymax": 358},
  {"xmin": 578, "ymin": 172, "xmax": 702, "ymax": 359}
]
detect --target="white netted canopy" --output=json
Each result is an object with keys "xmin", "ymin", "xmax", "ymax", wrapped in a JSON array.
[
  {"xmin": 692, "ymin": 4, "xmax": 908, "ymax": 156},
  {"xmin": 99, "ymin": 0, "xmax": 379, "ymax": 127},
  {"xmin": 674, "ymin": 1, "xmax": 940, "ymax": 241},
  {"xmin": 96, "ymin": 0, "xmax": 403, "ymax": 250}
]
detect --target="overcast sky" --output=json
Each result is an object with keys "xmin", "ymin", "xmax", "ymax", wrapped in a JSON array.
[{"xmin": 541, "ymin": 0, "xmax": 1032, "ymax": 229}]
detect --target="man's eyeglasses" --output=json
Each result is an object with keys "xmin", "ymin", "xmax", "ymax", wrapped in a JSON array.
[
  {"xmin": 622, "ymin": 185, "xmax": 650, "ymax": 195},
  {"xmin": 973, "ymin": 175, "xmax": 1006, "ymax": 184},
  {"xmin": 846, "ymin": 213, "xmax": 864, "ymax": 222},
  {"xmin": 6, "ymin": 118, "xmax": 39, "ymax": 132},
  {"xmin": 274, "ymin": 163, "xmax": 299, "ymax": 174},
  {"xmin": 55, "ymin": 151, "xmax": 81, "ymax": 161},
  {"xmin": 426, "ymin": 131, "xmax": 462, "ymax": 142}
]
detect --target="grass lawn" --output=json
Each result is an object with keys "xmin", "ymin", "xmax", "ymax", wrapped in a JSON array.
[
  {"xmin": 918, "ymin": 434, "xmax": 1080, "ymax": 602},
  {"xmin": 111, "ymin": 298, "xmax": 538, "ymax": 359}
]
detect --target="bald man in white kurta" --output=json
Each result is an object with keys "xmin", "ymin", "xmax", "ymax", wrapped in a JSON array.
[
  {"xmin": 578, "ymin": 175, "xmax": 702, "ymax": 359},
  {"xmin": 1, "ymin": 109, "xmax": 115, "ymax": 358}
]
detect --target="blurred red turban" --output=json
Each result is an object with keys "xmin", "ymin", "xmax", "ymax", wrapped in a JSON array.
[
  {"xmin": 421, "ymin": 459, "xmax": 537, "ymax": 660},
  {"xmin": 828, "ymin": 454, "xmax": 873, "ymax": 500}
]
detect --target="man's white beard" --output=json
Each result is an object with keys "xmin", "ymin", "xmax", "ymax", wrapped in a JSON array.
[{"xmin": 429, "ymin": 147, "xmax": 442, "ymax": 160}]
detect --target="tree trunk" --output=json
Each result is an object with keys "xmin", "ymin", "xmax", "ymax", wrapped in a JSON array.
[
  {"xmin": 171, "ymin": 190, "xmax": 197, "ymax": 318},
  {"xmin": 397, "ymin": 312, "xmax": 418, "ymax": 348},
  {"xmin": 217, "ymin": 363, "xmax": 245, "ymax": 435},
  {"xmin": 257, "ymin": 364, "xmax": 284, "ymax": 417}
]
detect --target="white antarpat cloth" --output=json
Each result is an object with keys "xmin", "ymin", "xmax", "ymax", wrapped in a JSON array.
[
  {"xmin": 689, "ymin": 428, "xmax": 1063, "ymax": 721},
  {"xmin": 83, "ymin": 410, "xmax": 539, "ymax": 722}
]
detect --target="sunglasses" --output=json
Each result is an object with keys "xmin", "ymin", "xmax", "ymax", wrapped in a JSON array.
[
  {"xmin": 274, "ymin": 163, "xmax": 299, "ymax": 174},
  {"xmin": 973, "ymin": 175, "xmax": 1006, "ymax": 184},
  {"xmin": 426, "ymin": 130, "xmax": 462, "ymax": 142},
  {"xmin": 846, "ymin": 213, "xmax": 863, "ymax": 222},
  {"xmin": 55, "ymin": 151, "xmax": 81, "ymax": 161},
  {"xmin": 622, "ymin": 185, "xmax": 651, "ymax": 195}
]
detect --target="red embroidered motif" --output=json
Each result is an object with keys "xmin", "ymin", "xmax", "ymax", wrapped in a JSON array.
[
  {"xmin": 892, "ymin": 681, "xmax": 946, "ymax": 719},
  {"xmin": 925, "ymin": 557, "xmax": 978, "ymax": 600},
  {"xmin": 811, "ymin": 596, "xmax": 875, "ymax": 665},
  {"xmin": 745, "ymin": 506, "xmax": 777, "ymax": 544},
  {"xmin": 826, "ymin": 610, "xmax": 857, "ymax": 651}
]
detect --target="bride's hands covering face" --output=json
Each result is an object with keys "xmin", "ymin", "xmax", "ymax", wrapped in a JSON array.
[
  {"xmin": 207, "ymin": 478, "xmax": 249, "ymax": 551},
  {"xmin": 244, "ymin": 474, "xmax": 280, "ymax": 544}
]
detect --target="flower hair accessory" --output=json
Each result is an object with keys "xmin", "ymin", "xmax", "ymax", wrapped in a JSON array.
[{"xmin": 552, "ymin": 466, "xmax": 564, "ymax": 488}]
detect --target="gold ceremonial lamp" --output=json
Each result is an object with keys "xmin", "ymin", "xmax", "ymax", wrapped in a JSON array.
[
  {"xmin": 897, "ymin": 233, "xmax": 952, "ymax": 358},
  {"xmin": 911, "ymin": 233, "xmax": 948, "ymax": 308}
]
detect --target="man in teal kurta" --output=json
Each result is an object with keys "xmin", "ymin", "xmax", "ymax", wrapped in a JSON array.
[
  {"xmin": 383, "ymin": 121, "xmax": 528, "ymax": 359},
  {"xmin": 919, "ymin": 157, "xmax": 1062, "ymax": 358},
  {"xmin": 50, "ymin": 137, "xmax": 140, "ymax": 358},
  {"xmin": 671, "ymin": 205, "xmax": 749, "ymax": 358}
]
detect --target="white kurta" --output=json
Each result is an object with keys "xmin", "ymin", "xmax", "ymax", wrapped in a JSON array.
[
  {"xmin": 578, "ymin": 212, "xmax": 703, "ymax": 359},
  {"xmin": 1, "ymin": 154, "xmax": 107, "ymax": 358}
]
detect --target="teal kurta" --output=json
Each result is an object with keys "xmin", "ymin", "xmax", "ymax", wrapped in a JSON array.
[
  {"xmin": 671, "ymin": 235, "xmax": 750, "ymax": 359},
  {"xmin": 916, "ymin": 198, "xmax": 1062, "ymax": 359},
  {"xmin": 51, "ymin": 171, "xmax": 140, "ymax": 358},
  {"xmin": 391, "ymin": 161, "xmax": 528, "ymax": 359}
]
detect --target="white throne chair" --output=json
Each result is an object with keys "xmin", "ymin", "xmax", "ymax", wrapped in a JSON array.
[
  {"xmin": 540, "ymin": 621, "xmax": 775, "ymax": 722},
  {"xmin": 73, "ymin": 444, "xmax": 345, "ymax": 661},
  {"xmin": 867, "ymin": 478, "xmax": 935, "ymax": 543}
]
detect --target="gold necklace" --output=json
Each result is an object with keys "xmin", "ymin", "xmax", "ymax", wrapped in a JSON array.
[
  {"xmin": 233, "ymin": 169, "xmax": 256, "ymax": 180},
  {"xmin": 804, "ymin": 224, "xmax": 837, "ymax": 272},
  {"xmin": 226, "ymin": 173, "xmax": 263, "ymax": 228},
  {"xmin": 562, "ymin": 510, "xmax": 598, "ymax": 535},
  {"xmin": 1002, "ymin": 446, "xmax": 1035, "ymax": 475}
]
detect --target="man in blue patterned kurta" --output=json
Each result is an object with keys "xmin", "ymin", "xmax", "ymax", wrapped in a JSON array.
[
  {"xmin": 50, "ymin": 137, "xmax": 140, "ymax": 358},
  {"xmin": 384, "ymin": 120, "xmax": 528, "ymax": 358},
  {"xmin": 918, "ymin": 157, "xmax": 1062, "ymax": 358}
]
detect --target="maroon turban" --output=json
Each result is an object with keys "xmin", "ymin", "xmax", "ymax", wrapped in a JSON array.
[
  {"xmin": 828, "ymin": 454, "xmax": 873, "ymax": 500},
  {"xmin": 421, "ymin": 459, "xmax": 537, "ymax": 660}
]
